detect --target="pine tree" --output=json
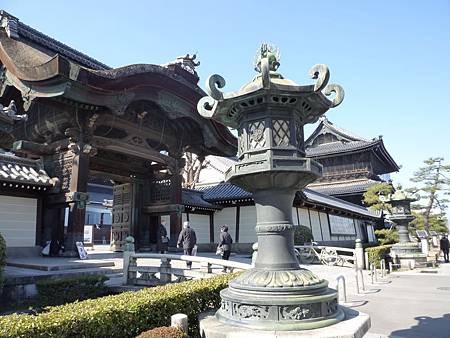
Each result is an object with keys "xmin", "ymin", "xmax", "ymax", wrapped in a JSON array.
[
  {"xmin": 409, "ymin": 157, "xmax": 450, "ymax": 233},
  {"xmin": 363, "ymin": 182, "xmax": 394, "ymax": 212}
]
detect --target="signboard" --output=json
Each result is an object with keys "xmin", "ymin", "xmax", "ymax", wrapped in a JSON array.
[
  {"xmin": 416, "ymin": 230, "xmax": 428, "ymax": 239},
  {"xmin": 329, "ymin": 215, "xmax": 356, "ymax": 235},
  {"xmin": 76, "ymin": 241, "xmax": 88, "ymax": 260},
  {"xmin": 84, "ymin": 225, "xmax": 93, "ymax": 246}
]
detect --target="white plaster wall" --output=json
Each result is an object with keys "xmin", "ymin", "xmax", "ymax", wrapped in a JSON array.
[
  {"xmin": 0, "ymin": 196, "xmax": 37, "ymax": 247},
  {"xmin": 239, "ymin": 206, "xmax": 257, "ymax": 243},
  {"xmin": 319, "ymin": 212, "xmax": 331, "ymax": 241},
  {"xmin": 188, "ymin": 214, "xmax": 211, "ymax": 244},
  {"xmin": 298, "ymin": 208, "xmax": 311, "ymax": 228},
  {"xmin": 292, "ymin": 208, "xmax": 299, "ymax": 225},
  {"xmin": 367, "ymin": 225, "xmax": 376, "ymax": 243},
  {"xmin": 354, "ymin": 219, "xmax": 363, "ymax": 239},
  {"xmin": 309, "ymin": 210, "xmax": 323, "ymax": 241},
  {"xmin": 214, "ymin": 207, "xmax": 236, "ymax": 243}
]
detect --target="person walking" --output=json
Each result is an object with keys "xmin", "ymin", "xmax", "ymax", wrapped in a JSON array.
[
  {"xmin": 440, "ymin": 234, "xmax": 449, "ymax": 263},
  {"xmin": 157, "ymin": 220, "xmax": 169, "ymax": 254},
  {"xmin": 177, "ymin": 221, "xmax": 197, "ymax": 269},
  {"xmin": 218, "ymin": 225, "xmax": 233, "ymax": 272}
]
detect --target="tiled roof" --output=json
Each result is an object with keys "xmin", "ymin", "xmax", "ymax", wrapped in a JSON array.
[
  {"xmin": 301, "ymin": 189, "xmax": 381, "ymax": 219},
  {"xmin": 306, "ymin": 139, "xmax": 381, "ymax": 157},
  {"xmin": 201, "ymin": 183, "xmax": 252, "ymax": 202},
  {"xmin": 182, "ymin": 189, "xmax": 221, "ymax": 210},
  {"xmin": 308, "ymin": 179, "xmax": 379, "ymax": 196},
  {"xmin": 199, "ymin": 182, "xmax": 380, "ymax": 219},
  {"xmin": 0, "ymin": 152, "xmax": 53, "ymax": 187},
  {"xmin": 1, "ymin": 10, "xmax": 110, "ymax": 70}
]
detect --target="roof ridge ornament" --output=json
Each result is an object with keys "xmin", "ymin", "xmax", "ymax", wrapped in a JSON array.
[
  {"xmin": 0, "ymin": 10, "xmax": 19, "ymax": 39},
  {"xmin": 254, "ymin": 43, "xmax": 280, "ymax": 73},
  {"xmin": 0, "ymin": 100, "xmax": 28, "ymax": 121}
]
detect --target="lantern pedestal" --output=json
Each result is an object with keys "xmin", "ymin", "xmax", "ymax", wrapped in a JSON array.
[{"xmin": 200, "ymin": 307, "xmax": 370, "ymax": 338}]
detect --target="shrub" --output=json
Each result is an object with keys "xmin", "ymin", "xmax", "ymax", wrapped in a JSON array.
[
  {"xmin": 366, "ymin": 245, "xmax": 393, "ymax": 268},
  {"xmin": 0, "ymin": 232, "xmax": 6, "ymax": 296},
  {"xmin": 374, "ymin": 228, "xmax": 399, "ymax": 245},
  {"xmin": 136, "ymin": 326, "xmax": 187, "ymax": 338},
  {"xmin": 36, "ymin": 275, "xmax": 109, "ymax": 306},
  {"xmin": 294, "ymin": 225, "xmax": 313, "ymax": 245},
  {"xmin": 0, "ymin": 273, "xmax": 238, "ymax": 338}
]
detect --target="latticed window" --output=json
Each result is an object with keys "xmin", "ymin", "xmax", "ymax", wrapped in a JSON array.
[
  {"xmin": 272, "ymin": 119, "xmax": 290, "ymax": 146},
  {"xmin": 151, "ymin": 179, "xmax": 171, "ymax": 202}
]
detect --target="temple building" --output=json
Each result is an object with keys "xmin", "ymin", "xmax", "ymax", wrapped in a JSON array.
[
  {"xmin": 305, "ymin": 117, "xmax": 399, "ymax": 205},
  {"xmin": 0, "ymin": 10, "xmax": 383, "ymax": 256},
  {"xmin": 0, "ymin": 10, "xmax": 235, "ymax": 256}
]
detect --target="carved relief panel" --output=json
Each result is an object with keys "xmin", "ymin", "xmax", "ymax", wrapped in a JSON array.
[
  {"xmin": 247, "ymin": 120, "xmax": 266, "ymax": 150},
  {"xmin": 111, "ymin": 183, "xmax": 132, "ymax": 251}
]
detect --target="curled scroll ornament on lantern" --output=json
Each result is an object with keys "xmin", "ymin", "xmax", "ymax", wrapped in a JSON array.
[
  {"xmin": 197, "ymin": 74, "xmax": 226, "ymax": 117},
  {"xmin": 323, "ymin": 84, "xmax": 345, "ymax": 107},
  {"xmin": 206, "ymin": 74, "xmax": 226, "ymax": 101},
  {"xmin": 309, "ymin": 64, "xmax": 330, "ymax": 92}
]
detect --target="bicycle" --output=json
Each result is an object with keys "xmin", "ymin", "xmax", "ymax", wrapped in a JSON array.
[{"xmin": 295, "ymin": 242, "xmax": 341, "ymax": 266}]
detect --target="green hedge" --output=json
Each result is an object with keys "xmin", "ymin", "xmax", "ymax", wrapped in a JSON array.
[
  {"xmin": 294, "ymin": 225, "xmax": 313, "ymax": 245},
  {"xmin": 0, "ymin": 273, "xmax": 238, "ymax": 338},
  {"xmin": 0, "ymin": 232, "xmax": 6, "ymax": 296},
  {"xmin": 366, "ymin": 245, "xmax": 392, "ymax": 268},
  {"xmin": 136, "ymin": 326, "xmax": 188, "ymax": 338},
  {"xmin": 36, "ymin": 275, "xmax": 109, "ymax": 306}
]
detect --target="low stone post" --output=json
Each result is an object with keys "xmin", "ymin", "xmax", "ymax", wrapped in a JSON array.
[
  {"xmin": 251, "ymin": 242, "xmax": 258, "ymax": 267},
  {"xmin": 355, "ymin": 239, "xmax": 365, "ymax": 270},
  {"xmin": 160, "ymin": 257, "xmax": 172, "ymax": 284},
  {"xmin": 335, "ymin": 275, "xmax": 347, "ymax": 303},
  {"xmin": 123, "ymin": 236, "xmax": 135, "ymax": 285},
  {"xmin": 171, "ymin": 313, "xmax": 188, "ymax": 334},
  {"xmin": 201, "ymin": 261, "xmax": 212, "ymax": 273},
  {"xmin": 421, "ymin": 238, "xmax": 429, "ymax": 255}
]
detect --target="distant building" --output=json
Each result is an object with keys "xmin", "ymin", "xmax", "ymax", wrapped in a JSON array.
[{"xmin": 305, "ymin": 117, "xmax": 399, "ymax": 205}]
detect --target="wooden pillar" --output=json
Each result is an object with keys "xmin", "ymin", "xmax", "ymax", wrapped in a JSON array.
[
  {"xmin": 209, "ymin": 212, "xmax": 215, "ymax": 243},
  {"xmin": 169, "ymin": 153, "xmax": 184, "ymax": 245},
  {"xmin": 235, "ymin": 206, "xmax": 240, "ymax": 243},
  {"xmin": 64, "ymin": 149, "xmax": 90, "ymax": 256}
]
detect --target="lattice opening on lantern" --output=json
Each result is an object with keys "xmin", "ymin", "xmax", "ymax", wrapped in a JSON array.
[
  {"xmin": 272, "ymin": 119, "xmax": 290, "ymax": 146},
  {"xmin": 301, "ymin": 100, "xmax": 312, "ymax": 112}
]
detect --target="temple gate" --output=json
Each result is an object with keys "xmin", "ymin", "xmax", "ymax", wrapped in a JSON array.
[{"xmin": 0, "ymin": 10, "xmax": 236, "ymax": 255}]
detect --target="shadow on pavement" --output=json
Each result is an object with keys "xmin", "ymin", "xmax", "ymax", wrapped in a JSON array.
[{"xmin": 390, "ymin": 314, "xmax": 450, "ymax": 338}]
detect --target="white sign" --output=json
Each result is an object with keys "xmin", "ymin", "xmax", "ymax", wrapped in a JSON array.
[
  {"xmin": 84, "ymin": 225, "xmax": 93, "ymax": 245},
  {"xmin": 76, "ymin": 241, "xmax": 88, "ymax": 260},
  {"xmin": 329, "ymin": 215, "xmax": 356, "ymax": 235}
]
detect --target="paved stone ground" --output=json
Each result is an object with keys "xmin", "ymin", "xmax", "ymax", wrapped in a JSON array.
[{"xmin": 5, "ymin": 247, "xmax": 450, "ymax": 337}]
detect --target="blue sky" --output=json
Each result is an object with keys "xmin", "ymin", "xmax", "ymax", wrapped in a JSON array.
[{"xmin": 3, "ymin": 1, "xmax": 450, "ymax": 197}]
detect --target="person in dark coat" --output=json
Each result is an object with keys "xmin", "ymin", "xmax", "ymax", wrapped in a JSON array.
[
  {"xmin": 218, "ymin": 225, "xmax": 233, "ymax": 272},
  {"xmin": 440, "ymin": 235, "xmax": 449, "ymax": 263},
  {"xmin": 177, "ymin": 221, "xmax": 197, "ymax": 268},
  {"xmin": 157, "ymin": 220, "xmax": 169, "ymax": 254}
]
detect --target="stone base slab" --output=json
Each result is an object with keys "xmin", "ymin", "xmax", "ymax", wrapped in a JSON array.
[{"xmin": 199, "ymin": 307, "xmax": 370, "ymax": 338}]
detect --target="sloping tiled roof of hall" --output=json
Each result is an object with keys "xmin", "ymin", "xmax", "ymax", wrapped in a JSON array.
[
  {"xmin": 0, "ymin": 152, "xmax": 52, "ymax": 187},
  {"xmin": 182, "ymin": 188, "xmax": 222, "ymax": 210},
  {"xmin": 199, "ymin": 182, "xmax": 380, "ymax": 219},
  {"xmin": 308, "ymin": 179, "xmax": 380, "ymax": 196},
  {"xmin": 305, "ymin": 139, "xmax": 382, "ymax": 157}
]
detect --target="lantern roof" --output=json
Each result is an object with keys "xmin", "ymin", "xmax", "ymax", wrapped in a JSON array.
[{"xmin": 197, "ymin": 43, "xmax": 344, "ymax": 128}]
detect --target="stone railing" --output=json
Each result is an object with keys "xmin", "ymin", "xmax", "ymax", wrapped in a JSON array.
[{"xmin": 123, "ymin": 250, "xmax": 251, "ymax": 286}]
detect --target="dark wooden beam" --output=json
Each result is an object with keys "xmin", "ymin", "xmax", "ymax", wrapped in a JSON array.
[
  {"xmin": 209, "ymin": 212, "xmax": 215, "ymax": 243},
  {"xmin": 235, "ymin": 206, "xmax": 240, "ymax": 243}
]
